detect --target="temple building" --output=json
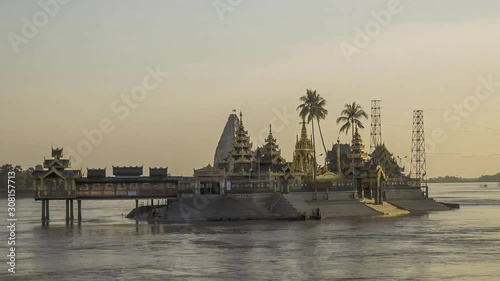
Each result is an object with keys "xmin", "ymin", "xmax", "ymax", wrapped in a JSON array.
[
  {"xmin": 32, "ymin": 147, "xmax": 82, "ymax": 198},
  {"xmin": 291, "ymin": 118, "xmax": 315, "ymax": 178},
  {"xmin": 345, "ymin": 128, "xmax": 368, "ymax": 183},
  {"xmin": 217, "ymin": 111, "xmax": 254, "ymax": 174},
  {"xmin": 319, "ymin": 126, "xmax": 412, "ymax": 198},
  {"xmin": 255, "ymin": 124, "xmax": 287, "ymax": 174},
  {"xmin": 368, "ymin": 145, "xmax": 404, "ymax": 179},
  {"xmin": 194, "ymin": 112, "xmax": 298, "ymax": 194},
  {"xmin": 33, "ymin": 148, "xmax": 179, "ymax": 200}
]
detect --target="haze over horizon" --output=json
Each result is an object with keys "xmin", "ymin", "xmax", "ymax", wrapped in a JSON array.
[{"xmin": 1, "ymin": 0, "xmax": 500, "ymax": 178}]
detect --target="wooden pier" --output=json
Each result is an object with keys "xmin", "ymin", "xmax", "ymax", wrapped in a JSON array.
[
  {"xmin": 32, "ymin": 147, "xmax": 191, "ymax": 224},
  {"xmin": 35, "ymin": 185, "xmax": 180, "ymax": 224}
]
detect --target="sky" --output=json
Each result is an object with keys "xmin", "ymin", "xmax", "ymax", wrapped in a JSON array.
[{"xmin": 1, "ymin": 0, "xmax": 499, "ymax": 178}]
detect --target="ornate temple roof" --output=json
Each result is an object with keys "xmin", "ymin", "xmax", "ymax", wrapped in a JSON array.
[
  {"xmin": 218, "ymin": 111, "xmax": 255, "ymax": 173},
  {"xmin": 367, "ymin": 144, "xmax": 404, "ymax": 179},
  {"xmin": 42, "ymin": 147, "xmax": 71, "ymax": 169},
  {"xmin": 112, "ymin": 166, "xmax": 143, "ymax": 177},
  {"xmin": 194, "ymin": 164, "xmax": 226, "ymax": 177},
  {"xmin": 149, "ymin": 167, "xmax": 169, "ymax": 178},
  {"xmin": 291, "ymin": 118, "xmax": 315, "ymax": 177},
  {"xmin": 87, "ymin": 168, "xmax": 106, "ymax": 178},
  {"xmin": 43, "ymin": 158, "xmax": 70, "ymax": 169},
  {"xmin": 295, "ymin": 118, "xmax": 314, "ymax": 151},
  {"xmin": 32, "ymin": 168, "xmax": 81, "ymax": 179},
  {"xmin": 257, "ymin": 124, "xmax": 286, "ymax": 165},
  {"xmin": 348, "ymin": 127, "xmax": 368, "ymax": 161},
  {"xmin": 52, "ymin": 147, "xmax": 64, "ymax": 158}
]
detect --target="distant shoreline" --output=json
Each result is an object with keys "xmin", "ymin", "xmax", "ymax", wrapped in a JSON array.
[{"xmin": 428, "ymin": 173, "xmax": 500, "ymax": 184}]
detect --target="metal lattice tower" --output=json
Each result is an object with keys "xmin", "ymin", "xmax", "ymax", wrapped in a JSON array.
[
  {"xmin": 370, "ymin": 100, "xmax": 382, "ymax": 153},
  {"xmin": 410, "ymin": 110, "xmax": 427, "ymax": 183}
]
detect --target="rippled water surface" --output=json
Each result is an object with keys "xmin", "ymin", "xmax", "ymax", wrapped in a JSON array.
[{"xmin": 1, "ymin": 183, "xmax": 499, "ymax": 280}]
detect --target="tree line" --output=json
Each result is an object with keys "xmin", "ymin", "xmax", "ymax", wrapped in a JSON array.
[
  {"xmin": 0, "ymin": 164, "xmax": 34, "ymax": 190},
  {"xmin": 428, "ymin": 173, "xmax": 500, "ymax": 183}
]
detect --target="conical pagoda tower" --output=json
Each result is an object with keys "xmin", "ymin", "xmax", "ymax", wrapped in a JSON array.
[
  {"xmin": 218, "ymin": 111, "xmax": 254, "ymax": 173},
  {"xmin": 214, "ymin": 110, "xmax": 239, "ymax": 166}
]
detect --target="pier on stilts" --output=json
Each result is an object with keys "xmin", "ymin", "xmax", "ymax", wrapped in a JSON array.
[{"xmin": 33, "ymin": 147, "xmax": 181, "ymax": 224}]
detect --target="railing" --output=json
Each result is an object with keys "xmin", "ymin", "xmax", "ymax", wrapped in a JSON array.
[
  {"xmin": 34, "ymin": 185, "xmax": 179, "ymax": 199},
  {"xmin": 226, "ymin": 181, "xmax": 277, "ymax": 194},
  {"xmin": 34, "ymin": 189, "xmax": 75, "ymax": 199}
]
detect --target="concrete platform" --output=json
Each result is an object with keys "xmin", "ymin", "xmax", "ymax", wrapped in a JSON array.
[
  {"xmin": 388, "ymin": 199, "xmax": 451, "ymax": 214},
  {"xmin": 128, "ymin": 193, "xmax": 456, "ymax": 223}
]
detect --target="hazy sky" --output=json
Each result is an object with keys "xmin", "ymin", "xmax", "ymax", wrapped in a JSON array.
[{"xmin": 1, "ymin": 0, "xmax": 499, "ymax": 177}]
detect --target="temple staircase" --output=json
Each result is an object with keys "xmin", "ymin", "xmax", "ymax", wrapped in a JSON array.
[{"xmin": 362, "ymin": 199, "xmax": 410, "ymax": 217}]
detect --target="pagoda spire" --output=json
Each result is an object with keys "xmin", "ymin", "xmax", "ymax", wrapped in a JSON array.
[
  {"xmin": 239, "ymin": 111, "xmax": 244, "ymax": 129},
  {"xmin": 300, "ymin": 117, "xmax": 308, "ymax": 139}
]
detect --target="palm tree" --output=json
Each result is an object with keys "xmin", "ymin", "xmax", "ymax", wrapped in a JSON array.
[
  {"xmin": 297, "ymin": 89, "xmax": 329, "ymax": 179},
  {"xmin": 336, "ymin": 102, "xmax": 368, "ymax": 140}
]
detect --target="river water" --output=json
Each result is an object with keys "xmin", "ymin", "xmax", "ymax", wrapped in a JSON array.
[{"xmin": 1, "ymin": 183, "xmax": 499, "ymax": 281}]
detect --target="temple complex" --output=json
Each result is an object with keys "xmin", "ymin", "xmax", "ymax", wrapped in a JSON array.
[{"xmin": 32, "ymin": 104, "xmax": 460, "ymax": 225}]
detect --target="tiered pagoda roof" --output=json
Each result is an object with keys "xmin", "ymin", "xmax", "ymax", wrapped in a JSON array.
[
  {"xmin": 218, "ymin": 111, "xmax": 254, "ymax": 173},
  {"xmin": 43, "ymin": 147, "xmax": 70, "ymax": 170},
  {"xmin": 291, "ymin": 118, "xmax": 315, "ymax": 177},
  {"xmin": 367, "ymin": 144, "xmax": 404, "ymax": 179},
  {"xmin": 87, "ymin": 168, "xmax": 106, "ymax": 178},
  {"xmin": 257, "ymin": 124, "xmax": 286, "ymax": 165},
  {"xmin": 33, "ymin": 148, "xmax": 81, "ymax": 179},
  {"xmin": 149, "ymin": 167, "xmax": 169, "ymax": 178},
  {"xmin": 295, "ymin": 118, "xmax": 314, "ymax": 151},
  {"xmin": 345, "ymin": 127, "xmax": 368, "ymax": 176},
  {"xmin": 112, "ymin": 166, "xmax": 143, "ymax": 177}
]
